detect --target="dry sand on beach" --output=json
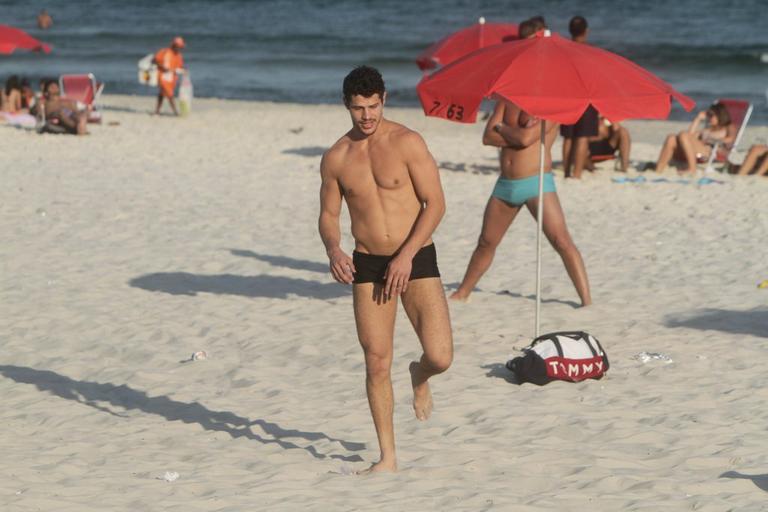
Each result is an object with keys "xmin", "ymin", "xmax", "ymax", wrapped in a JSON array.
[{"xmin": 1, "ymin": 94, "xmax": 767, "ymax": 511}]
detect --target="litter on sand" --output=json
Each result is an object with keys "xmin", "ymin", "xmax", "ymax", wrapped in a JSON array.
[
  {"xmin": 158, "ymin": 471, "xmax": 179, "ymax": 482},
  {"xmin": 632, "ymin": 351, "xmax": 673, "ymax": 363},
  {"xmin": 180, "ymin": 351, "xmax": 208, "ymax": 363}
]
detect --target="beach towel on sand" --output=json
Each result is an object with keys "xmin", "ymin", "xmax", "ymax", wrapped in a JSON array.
[{"xmin": 506, "ymin": 331, "xmax": 609, "ymax": 385}]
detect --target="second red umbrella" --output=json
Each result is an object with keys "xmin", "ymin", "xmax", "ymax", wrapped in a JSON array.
[
  {"xmin": 0, "ymin": 24, "xmax": 51, "ymax": 54},
  {"xmin": 416, "ymin": 17, "xmax": 518, "ymax": 72}
]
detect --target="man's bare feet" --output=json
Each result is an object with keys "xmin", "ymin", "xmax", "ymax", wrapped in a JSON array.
[
  {"xmin": 356, "ymin": 459, "xmax": 397, "ymax": 474},
  {"xmin": 409, "ymin": 361, "xmax": 433, "ymax": 421}
]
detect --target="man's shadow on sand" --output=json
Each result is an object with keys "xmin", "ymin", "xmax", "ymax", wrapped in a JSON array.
[
  {"xmin": 0, "ymin": 365, "xmax": 364, "ymax": 462},
  {"xmin": 282, "ymin": 146, "xmax": 327, "ymax": 158},
  {"xmin": 229, "ymin": 249, "xmax": 327, "ymax": 274},
  {"xmin": 129, "ymin": 273, "xmax": 349, "ymax": 299},
  {"xmin": 496, "ymin": 290, "xmax": 581, "ymax": 308},
  {"xmin": 664, "ymin": 307, "xmax": 768, "ymax": 338},
  {"xmin": 720, "ymin": 471, "xmax": 768, "ymax": 492},
  {"xmin": 442, "ymin": 283, "xmax": 579, "ymax": 308},
  {"xmin": 439, "ymin": 161, "xmax": 497, "ymax": 175}
]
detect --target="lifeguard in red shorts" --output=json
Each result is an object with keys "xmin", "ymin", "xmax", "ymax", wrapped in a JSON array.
[{"xmin": 154, "ymin": 37, "xmax": 185, "ymax": 115}]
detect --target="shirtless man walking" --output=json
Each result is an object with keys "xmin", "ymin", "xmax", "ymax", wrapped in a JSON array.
[
  {"xmin": 319, "ymin": 66, "xmax": 453, "ymax": 473},
  {"xmin": 449, "ymin": 100, "xmax": 592, "ymax": 306}
]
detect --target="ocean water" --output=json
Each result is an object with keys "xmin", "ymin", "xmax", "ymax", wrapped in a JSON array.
[{"xmin": 2, "ymin": 0, "xmax": 767, "ymax": 123}]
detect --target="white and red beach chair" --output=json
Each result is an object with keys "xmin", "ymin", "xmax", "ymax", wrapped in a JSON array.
[
  {"xmin": 701, "ymin": 99, "xmax": 753, "ymax": 172},
  {"xmin": 59, "ymin": 73, "xmax": 104, "ymax": 123}
]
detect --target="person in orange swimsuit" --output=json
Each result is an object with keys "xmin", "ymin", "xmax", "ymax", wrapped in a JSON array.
[{"xmin": 154, "ymin": 37, "xmax": 185, "ymax": 116}]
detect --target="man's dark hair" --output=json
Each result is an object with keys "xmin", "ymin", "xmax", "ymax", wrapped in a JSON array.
[
  {"xmin": 518, "ymin": 19, "xmax": 536, "ymax": 39},
  {"xmin": 43, "ymin": 78, "xmax": 58, "ymax": 96},
  {"xmin": 529, "ymin": 15, "xmax": 547, "ymax": 30},
  {"xmin": 569, "ymin": 16, "xmax": 588, "ymax": 38},
  {"xmin": 343, "ymin": 66, "xmax": 385, "ymax": 105}
]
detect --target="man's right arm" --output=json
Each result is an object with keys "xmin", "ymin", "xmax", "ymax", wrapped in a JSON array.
[{"xmin": 318, "ymin": 152, "xmax": 355, "ymax": 284}]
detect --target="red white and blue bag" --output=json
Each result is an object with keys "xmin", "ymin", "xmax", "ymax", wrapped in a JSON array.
[{"xmin": 506, "ymin": 331, "xmax": 609, "ymax": 385}]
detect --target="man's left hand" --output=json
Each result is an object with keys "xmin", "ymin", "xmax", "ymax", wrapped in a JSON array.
[{"xmin": 384, "ymin": 254, "xmax": 412, "ymax": 298}]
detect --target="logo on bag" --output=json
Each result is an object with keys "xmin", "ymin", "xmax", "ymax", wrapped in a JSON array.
[{"xmin": 546, "ymin": 357, "xmax": 605, "ymax": 380}]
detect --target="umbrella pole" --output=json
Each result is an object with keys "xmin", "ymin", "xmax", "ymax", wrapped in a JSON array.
[{"xmin": 535, "ymin": 121, "xmax": 545, "ymax": 338}]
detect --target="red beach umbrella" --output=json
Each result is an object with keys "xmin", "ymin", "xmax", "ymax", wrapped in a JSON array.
[
  {"xmin": 417, "ymin": 31, "xmax": 694, "ymax": 124},
  {"xmin": 416, "ymin": 17, "xmax": 518, "ymax": 72},
  {"xmin": 417, "ymin": 30, "xmax": 694, "ymax": 335},
  {"xmin": 0, "ymin": 24, "xmax": 52, "ymax": 54}
]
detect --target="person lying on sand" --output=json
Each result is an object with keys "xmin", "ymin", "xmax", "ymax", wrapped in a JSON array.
[{"xmin": 39, "ymin": 80, "xmax": 88, "ymax": 135}]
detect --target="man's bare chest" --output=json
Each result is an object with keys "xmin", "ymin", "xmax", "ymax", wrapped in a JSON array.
[{"xmin": 340, "ymin": 154, "xmax": 410, "ymax": 199}]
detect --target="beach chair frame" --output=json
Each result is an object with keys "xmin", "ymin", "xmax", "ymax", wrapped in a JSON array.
[
  {"xmin": 59, "ymin": 73, "xmax": 104, "ymax": 123},
  {"xmin": 703, "ymin": 99, "xmax": 753, "ymax": 173}
]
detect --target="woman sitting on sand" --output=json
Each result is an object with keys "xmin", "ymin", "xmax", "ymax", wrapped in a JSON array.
[{"xmin": 653, "ymin": 102, "xmax": 735, "ymax": 174}]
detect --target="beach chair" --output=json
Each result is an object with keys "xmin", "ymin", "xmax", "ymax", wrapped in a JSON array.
[
  {"xmin": 59, "ymin": 73, "xmax": 104, "ymax": 123},
  {"xmin": 701, "ymin": 99, "xmax": 753, "ymax": 172}
]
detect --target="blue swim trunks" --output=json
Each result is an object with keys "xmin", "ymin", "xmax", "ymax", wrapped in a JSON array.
[{"xmin": 492, "ymin": 173, "xmax": 556, "ymax": 206}]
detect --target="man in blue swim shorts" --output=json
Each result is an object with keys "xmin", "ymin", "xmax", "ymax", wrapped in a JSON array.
[{"xmin": 449, "ymin": 99, "xmax": 592, "ymax": 306}]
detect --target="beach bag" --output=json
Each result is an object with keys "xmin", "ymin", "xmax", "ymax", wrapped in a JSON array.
[
  {"xmin": 506, "ymin": 331, "xmax": 609, "ymax": 385},
  {"xmin": 137, "ymin": 53, "xmax": 158, "ymax": 87},
  {"xmin": 178, "ymin": 73, "xmax": 194, "ymax": 116}
]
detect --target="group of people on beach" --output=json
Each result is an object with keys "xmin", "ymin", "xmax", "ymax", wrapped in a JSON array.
[
  {"xmin": 0, "ymin": 33, "xmax": 188, "ymax": 132},
  {"xmin": 651, "ymin": 101, "xmax": 768, "ymax": 176},
  {"xmin": 515, "ymin": 16, "xmax": 766, "ymax": 178},
  {"xmin": 317, "ymin": 11, "xmax": 768, "ymax": 474},
  {"xmin": 319, "ymin": 61, "xmax": 593, "ymax": 473},
  {"xmin": 0, "ymin": 75, "xmax": 89, "ymax": 135}
]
